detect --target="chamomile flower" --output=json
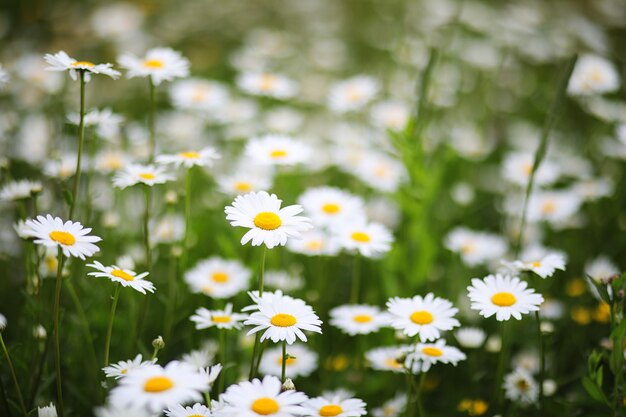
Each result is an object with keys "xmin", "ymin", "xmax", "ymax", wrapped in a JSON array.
[
  {"xmin": 386, "ymin": 294, "xmax": 460, "ymax": 341},
  {"xmin": 328, "ymin": 75, "xmax": 379, "ymax": 113},
  {"xmin": 0, "ymin": 314, "xmax": 6, "ymax": 331},
  {"xmin": 237, "ymin": 71, "xmax": 298, "ymax": 99},
  {"xmin": 102, "ymin": 354, "xmax": 155, "ymax": 379},
  {"xmin": 329, "ymin": 304, "xmax": 391, "ymax": 336},
  {"xmin": 503, "ymin": 368, "xmax": 539, "ymax": 405},
  {"xmin": 37, "ymin": 403, "xmax": 57, "ymax": 417},
  {"xmin": 506, "ymin": 250, "xmax": 566, "ymax": 279},
  {"xmin": 526, "ymin": 191, "xmax": 582, "ymax": 225},
  {"xmin": 113, "ymin": 164, "xmax": 175, "ymax": 189},
  {"xmin": 108, "ymin": 361, "xmax": 209, "ymax": 413},
  {"xmin": 303, "ymin": 395, "xmax": 367, "ymax": 417},
  {"xmin": 0, "ymin": 64, "xmax": 9, "ymax": 87},
  {"xmin": 501, "ymin": 152, "xmax": 560, "ymax": 187},
  {"xmin": 264, "ymin": 270, "xmax": 305, "ymax": 292},
  {"xmin": 444, "ymin": 227, "xmax": 508, "ymax": 267},
  {"xmin": 165, "ymin": 403, "xmax": 211, "ymax": 417},
  {"xmin": 286, "ymin": 229, "xmax": 341, "ymax": 257},
  {"xmin": 169, "ymin": 78, "xmax": 229, "ymax": 111},
  {"xmin": 156, "ymin": 147, "xmax": 221, "ymax": 168},
  {"xmin": 467, "ymin": 274, "xmax": 544, "ymax": 321},
  {"xmin": 184, "ymin": 257, "xmax": 250, "ymax": 298},
  {"xmin": 44, "ymin": 51, "xmax": 120, "ymax": 81},
  {"xmin": 190, "ymin": 303, "xmax": 248, "ymax": 330},
  {"xmin": 354, "ymin": 152, "xmax": 406, "ymax": 193},
  {"xmin": 244, "ymin": 292, "xmax": 322, "ymax": 344},
  {"xmin": 219, "ymin": 375, "xmax": 308, "ymax": 417},
  {"xmin": 408, "ymin": 339, "xmax": 467, "ymax": 372},
  {"xmin": 244, "ymin": 134, "xmax": 312, "ymax": 166},
  {"xmin": 95, "ymin": 150, "xmax": 130, "ymax": 173},
  {"xmin": 181, "ymin": 346, "xmax": 215, "ymax": 370},
  {"xmin": 0, "ymin": 179, "xmax": 42, "ymax": 201},
  {"xmin": 216, "ymin": 167, "xmax": 274, "ymax": 196},
  {"xmin": 200, "ymin": 363, "xmax": 223, "ymax": 387},
  {"xmin": 365, "ymin": 346, "xmax": 414, "ymax": 373},
  {"xmin": 370, "ymin": 100, "xmax": 410, "ymax": 131},
  {"xmin": 585, "ymin": 255, "xmax": 619, "ymax": 284},
  {"xmin": 225, "ymin": 191, "xmax": 313, "ymax": 249},
  {"xmin": 567, "ymin": 54, "xmax": 619, "ymax": 96},
  {"xmin": 333, "ymin": 220, "xmax": 393, "ymax": 258},
  {"xmin": 118, "ymin": 47, "xmax": 190, "ymax": 85},
  {"xmin": 259, "ymin": 343, "xmax": 318, "ymax": 379},
  {"xmin": 298, "ymin": 187, "xmax": 365, "ymax": 227},
  {"xmin": 454, "ymin": 327, "xmax": 486, "ymax": 349},
  {"xmin": 87, "ymin": 261, "xmax": 155, "ymax": 294},
  {"xmin": 371, "ymin": 394, "xmax": 406, "ymax": 417},
  {"xmin": 24, "ymin": 215, "xmax": 101, "ymax": 259}
]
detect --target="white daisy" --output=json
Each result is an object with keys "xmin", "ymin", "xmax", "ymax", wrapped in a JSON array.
[
  {"xmin": 264, "ymin": 270, "xmax": 305, "ymax": 292},
  {"xmin": 113, "ymin": 164, "xmax": 175, "ymax": 189},
  {"xmin": 264, "ymin": 107, "xmax": 304, "ymax": 134},
  {"xmin": 365, "ymin": 346, "xmax": 416, "ymax": 374},
  {"xmin": 371, "ymin": 394, "xmax": 406, "ymax": 417},
  {"xmin": 467, "ymin": 274, "xmax": 544, "ymax": 321},
  {"xmin": 219, "ymin": 375, "xmax": 308, "ymax": 417},
  {"xmin": 259, "ymin": 343, "xmax": 318, "ymax": 379},
  {"xmin": 244, "ymin": 292, "xmax": 322, "ymax": 344},
  {"xmin": 156, "ymin": 147, "xmax": 221, "ymax": 168},
  {"xmin": 44, "ymin": 50, "xmax": 120, "ymax": 81},
  {"xmin": 585, "ymin": 255, "xmax": 619, "ymax": 284},
  {"xmin": 286, "ymin": 229, "xmax": 341, "ymax": 257},
  {"xmin": 200, "ymin": 363, "xmax": 223, "ymax": 387},
  {"xmin": 567, "ymin": 54, "xmax": 620, "ymax": 96},
  {"xmin": 370, "ymin": 100, "xmax": 410, "ymax": 131},
  {"xmin": 454, "ymin": 327, "xmax": 486, "ymax": 349},
  {"xmin": 0, "ymin": 314, "xmax": 6, "ymax": 331},
  {"xmin": 165, "ymin": 403, "xmax": 211, "ymax": 417},
  {"xmin": 503, "ymin": 368, "xmax": 539, "ymax": 405},
  {"xmin": 151, "ymin": 214, "xmax": 185, "ymax": 245},
  {"xmin": 303, "ymin": 395, "xmax": 367, "ymax": 417},
  {"xmin": 237, "ymin": 71, "xmax": 298, "ymax": 99},
  {"xmin": 244, "ymin": 134, "xmax": 312, "ymax": 167},
  {"xmin": 0, "ymin": 179, "xmax": 42, "ymax": 201},
  {"xmin": 506, "ymin": 250, "xmax": 566, "ymax": 279},
  {"xmin": 328, "ymin": 75, "xmax": 379, "ymax": 113},
  {"xmin": 94, "ymin": 150, "xmax": 130, "ymax": 173},
  {"xmin": 184, "ymin": 256, "xmax": 250, "ymax": 298},
  {"xmin": 181, "ymin": 347, "xmax": 215, "ymax": 370},
  {"xmin": 87, "ymin": 261, "xmax": 155, "ymax": 294},
  {"xmin": 67, "ymin": 108, "xmax": 124, "ymax": 140},
  {"xmin": 216, "ymin": 166, "xmax": 274, "ymax": 196},
  {"xmin": 224, "ymin": 191, "xmax": 313, "ymax": 249},
  {"xmin": 108, "ymin": 361, "xmax": 209, "ymax": 413},
  {"xmin": 37, "ymin": 403, "xmax": 57, "ymax": 417},
  {"xmin": 24, "ymin": 215, "xmax": 101, "ymax": 260},
  {"xmin": 102, "ymin": 354, "xmax": 155, "ymax": 379},
  {"xmin": 386, "ymin": 294, "xmax": 460, "ymax": 341},
  {"xmin": 526, "ymin": 190, "xmax": 582, "ymax": 225},
  {"xmin": 298, "ymin": 187, "xmax": 365, "ymax": 228},
  {"xmin": 169, "ymin": 78, "xmax": 229, "ymax": 111},
  {"xmin": 501, "ymin": 152, "xmax": 560, "ymax": 187},
  {"xmin": 118, "ymin": 47, "xmax": 190, "ymax": 85},
  {"xmin": 353, "ymin": 152, "xmax": 406, "ymax": 193},
  {"xmin": 407, "ymin": 339, "xmax": 466, "ymax": 372},
  {"xmin": 329, "ymin": 304, "xmax": 391, "ymax": 336},
  {"xmin": 43, "ymin": 153, "xmax": 78, "ymax": 180},
  {"xmin": 190, "ymin": 303, "xmax": 248, "ymax": 330},
  {"xmin": 444, "ymin": 227, "xmax": 508, "ymax": 267},
  {"xmin": 333, "ymin": 220, "xmax": 393, "ymax": 258},
  {"xmin": 0, "ymin": 64, "xmax": 9, "ymax": 87}
]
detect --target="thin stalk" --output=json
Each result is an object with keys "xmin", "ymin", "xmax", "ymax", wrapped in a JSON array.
[
  {"xmin": 535, "ymin": 311, "xmax": 545, "ymax": 416},
  {"xmin": 253, "ymin": 341, "xmax": 267, "ymax": 378},
  {"xmin": 218, "ymin": 330, "xmax": 226, "ymax": 393},
  {"xmin": 52, "ymin": 248, "xmax": 65, "ymax": 417},
  {"xmin": 103, "ymin": 285, "xmax": 121, "ymax": 367},
  {"xmin": 416, "ymin": 372, "xmax": 426, "ymax": 417},
  {"xmin": 494, "ymin": 322, "xmax": 509, "ymax": 412},
  {"xmin": 281, "ymin": 341, "xmax": 287, "ymax": 383},
  {"xmin": 350, "ymin": 253, "xmax": 362, "ymax": 303},
  {"xmin": 181, "ymin": 167, "xmax": 192, "ymax": 271},
  {"xmin": 204, "ymin": 391, "xmax": 212, "ymax": 407},
  {"xmin": 249, "ymin": 247, "xmax": 267, "ymax": 379},
  {"xmin": 163, "ymin": 253, "xmax": 178, "ymax": 346},
  {"xmin": 259, "ymin": 246, "xmax": 267, "ymax": 293},
  {"xmin": 143, "ymin": 186, "xmax": 152, "ymax": 270},
  {"xmin": 0, "ymin": 334, "xmax": 28, "ymax": 416},
  {"xmin": 69, "ymin": 71, "xmax": 86, "ymax": 220},
  {"xmin": 148, "ymin": 77, "xmax": 156, "ymax": 162},
  {"xmin": 249, "ymin": 334, "xmax": 261, "ymax": 381}
]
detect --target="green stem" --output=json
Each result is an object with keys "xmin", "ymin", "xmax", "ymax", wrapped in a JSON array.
[
  {"xmin": 0, "ymin": 334, "xmax": 28, "ymax": 416},
  {"xmin": 535, "ymin": 311, "xmax": 545, "ymax": 416},
  {"xmin": 181, "ymin": 167, "xmax": 192, "ymax": 271},
  {"xmin": 69, "ymin": 70, "xmax": 86, "ymax": 220},
  {"xmin": 494, "ymin": 321, "xmax": 509, "ymax": 412},
  {"xmin": 204, "ymin": 391, "xmax": 212, "ymax": 407},
  {"xmin": 103, "ymin": 285, "xmax": 121, "ymax": 367},
  {"xmin": 259, "ymin": 246, "xmax": 267, "ymax": 294},
  {"xmin": 350, "ymin": 253, "xmax": 361, "ymax": 303},
  {"xmin": 52, "ymin": 248, "xmax": 65, "ymax": 417},
  {"xmin": 281, "ymin": 340, "xmax": 287, "ymax": 383},
  {"xmin": 143, "ymin": 186, "xmax": 152, "ymax": 271},
  {"xmin": 163, "ymin": 253, "xmax": 178, "ymax": 347},
  {"xmin": 416, "ymin": 372, "xmax": 426, "ymax": 417},
  {"xmin": 148, "ymin": 76, "xmax": 156, "ymax": 162},
  {"xmin": 218, "ymin": 330, "xmax": 226, "ymax": 393},
  {"xmin": 249, "ymin": 247, "xmax": 268, "ymax": 380}
]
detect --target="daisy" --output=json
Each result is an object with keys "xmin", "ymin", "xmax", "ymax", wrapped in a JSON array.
[
  {"xmin": 501, "ymin": 152, "xmax": 560, "ymax": 187},
  {"xmin": 567, "ymin": 54, "xmax": 620, "ymax": 96},
  {"xmin": 370, "ymin": 100, "xmax": 410, "ymax": 131},
  {"xmin": 237, "ymin": 71, "xmax": 298, "ymax": 99},
  {"xmin": 0, "ymin": 314, "xmax": 6, "ymax": 331},
  {"xmin": 454, "ymin": 327, "xmax": 486, "ymax": 349},
  {"xmin": 108, "ymin": 361, "xmax": 209, "ymax": 413},
  {"xmin": 118, "ymin": 47, "xmax": 190, "ymax": 85},
  {"xmin": 303, "ymin": 395, "xmax": 367, "ymax": 417},
  {"xmin": 151, "ymin": 214, "xmax": 185, "ymax": 245},
  {"xmin": 286, "ymin": 229, "xmax": 341, "ymax": 257},
  {"xmin": 200, "ymin": 363, "xmax": 223, "ymax": 388},
  {"xmin": 264, "ymin": 107, "xmax": 304, "ymax": 134},
  {"xmin": 333, "ymin": 220, "xmax": 393, "ymax": 258},
  {"xmin": 407, "ymin": 339, "xmax": 467, "ymax": 372},
  {"xmin": 87, "ymin": 261, "xmax": 155, "ymax": 294},
  {"xmin": 67, "ymin": 108, "xmax": 124, "ymax": 141},
  {"xmin": 165, "ymin": 403, "xmax": 211, "ymax": 417},
  {"xmin": 585, "ymin": 255, "xmax": 619, "ymax": 284},
  {"xmin": 24, "ymin": 215, "xmax": 101, "ymax": 259},
  {"xmin": 244, "ymin": 292, "xmax": 322, "ymax": 344},
  {"xmin": 94, "ymin": 404, "xmax": 153, "ymax": 417},
  {"xmin": 44, "ymin": 50, "xmax": 120, "ymax": 81},
  {"xmin": 0, "ymin": 179, "xmax": 42, "ymax": 201},
  {"xmin": 386, "ymin": 294, "xmax": 460, "ymax": 341},
  {"xmin": 221, "ymin": 376, "xmax": 308, "ymax": 417},
  {"xmin": 505, "ymin": 249, "xmax": 566, "ymax": 279},
  {"xmin": 328, "ymin": 75, "xmax": 379, "ymax": 113},
  {"xmin": 526, "ymin": 191, "xmax": 582, "ymax": 225},
  {"xmin": 329, "ymin": 304, "xmax": 391, "ymax": 336},
  {"xmin": 365, "ymin": 346, "xmax": 415, "ymax": 374},
  {"xmin": 190, "ymin": 303, "xmax": 248, "ymax": 330},
  {"xmin": 224, "ymin": 191, "xmax": 313, "ymax": 249},
  {"xmin": 371, "ymin": 394, "xmax": 406, "ymax": 417},
  {"xmin": 184, "ymin": 256, "xmax": 250, "ymax": 298},
  {"xmin": 0, "ymin": 64, "xmax": 9, "ymax": 87},
  {"xmin": 503, "ymin": 368, "xmax": 539, "ymax": 405},
  {"xmin": 37, "ymin": 403, "xmax": 57, "ymax": 417},
  {"xmin": 181, "ymin": 346, "xmax": 215, "ymax": 370},
  {"xmin": 113, "ymin": 164, "xmax": 175, "ymax": 189},
  {"xmin": 444, "ymin": 227, "xmax": 508, "ymax": 267},
  {"xmin": 244, "ymin": 134, "xmax": 312, "ymax": 166},
  {"xmin": 169, "ymin": 78, "xmax": 229, "ymax": 111},
  {"xmin": 298, "ymin": 187, "xmax": 365, "ymax": 228},
  {"xmin": 94, "ymin": 150, "xmax": 130, "ymax": 173},
  {"xmin": 353, "ymin": 152, "xmax": 406, "ymax": 193},
  {"xmin": 259, "ymin": 344, "xmax": 318, "ymax": 379},
  {"xmin": 467, "ymin": 274, "xmax": 544, "ymax": 321},
  {"xmin": 102, "ymin": 354, "xmax": 155, "ymax": 379},
  {"xmin": 264, "ymin": 270, "xmax": 305, "ymax": 292},
  {"xmin": 156, "ymin": 146, "xmax": 221, "ymax": 168}
]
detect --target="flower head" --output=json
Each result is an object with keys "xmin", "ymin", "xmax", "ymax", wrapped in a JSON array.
[
  {"xmin": 87, "ymin": 261, "xmax": 155, "ymax": 294},
  {"xmin": 386, "ymin": 294, "xmax": 460, "ymax": 341},
  {"xmin": 190, "ymin": 303, "xmax": 248, "ymax": 330},
  {"xmin": 44, "ymin": 51, "xmax": 120, "ymax": 81},
  {"xmin": 113, "ymin": 164, "xmax": 175, "ymax": 189},
  {"xmin": 24, "ymin": 215, "xmax": 101, "ymax": 259},
  {"xmin": 156, "ymin": 146, "xmax": 221, "ymax": 168},
  {"xmin": 118, "ymin": 47, "xmax": 190, "ymax": 85}
]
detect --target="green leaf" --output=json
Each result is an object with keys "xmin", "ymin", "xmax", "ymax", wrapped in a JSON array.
[
  {"xmin": 63, "ymin": 189, "xmax": 73, "ymax": 207},
  {"xmin": 582, "ymin": 376, "xmax": 609, "ymax": 405}
]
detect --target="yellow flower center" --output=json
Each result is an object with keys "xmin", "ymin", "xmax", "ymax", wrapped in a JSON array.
[
  {"xmin": 70, "ymin": 61, "xmax": 95, "ymax": 68},
  {"xmin": 180, "ymin": 151, "xmax": 200, "ymax": 159},
  {"xmin": 531, "ymin": 261, "xmax": 542, "ymax": 268},
  {"xmin": 541, "ymin": 201, "xmax": 556, "ymax": 214},
  {"xmin": 253, "ymin": 212, "xmax": 282, "ymax": 230},
  {"xmin": 234, "ymin": 181, "xmax": 252, "ymax": 192},
  {"xmin": 276, "ymin": 356, "xmax": 297, "ymax": 366},
  {"xmin": 305, "ymin": 240, "xmax": 324, "ymax": 251},
  {"xmin": 461, "ymin": 243, "xmax": 476, "ymax": 254},
  {"xmin": 516, "ymin": 379, "xmax": 530, "ymax": 391},
  {"xmin": 251, "ymin": 397, "xmax": 280, "ymax": 415},
  {"xmin": 353, "ymin": 314, "xmax": 373, "ymax": 323},
  {"xmin": 410, "ymin": 310, "xmax": 433, "ymax": 325},
  {"xmin": 143, "ymin": 376, "xmax": 174, "ymax": 392},
  {"xmin": 260, "ymin": 74, "xmax": 277, "ymax": 91},
  {"xmin": 270, "ymin": 149, "xmax": 288, "ymax": 159},
  {"xmin": 385, "ymin": 358, "xmax": 403, "ymax": 368},
  {"xmin": 143, "ymin": 59, "xmax": 164, "ymax": 69},
  {"xmin": 103, "ymin": 155, "xmax": 123, "ymax": 170},
  {"xmin": 319, "ymin": 405, "xmax": 343, "ymax": 417},
  {"xmin": 49, "ymin": 231, "xmax": 76, "ymax": 246},
  {"xmin": 121, "ymin": 369, "xmax": 128, "ymax": 374},
  {"xmin": 111, "ymin": 269, "xmax": 135, "ymax": 281},
  {"xmin": 422, "ymin": 347, "xmax": 443, "ymax": 357},
  {"xmin": 491, "ymin": 292, "xmax": 516, "ymax": 307},
  {"xmin": 212, "ymin": 315, "xmax": 231, "ymax": 323},
  {"xmin": 270, "ymin": 313, "xmax": 297, "ymax": 327},
  {"xmin": 188, "ymin": 415, "xmax": 204, "ymax": 417},
  {"xmin": 351, "ymin": 232, "xmax": 370, "ymax": 243},
  {"xmin": 139, "ymin": 173, "xmax": 156, "ymax": 180},
  {"xmin": 322, "ymin": 203, "xmax": 341, "ymax": 214},
  {"xmin": 212, "ymin": 272, "xmax": 229, "ymax": 283}
]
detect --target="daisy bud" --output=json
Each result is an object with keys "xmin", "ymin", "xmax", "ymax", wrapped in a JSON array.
[
  {"xmin": 540, "ymin": 321, "xmax": 554, "ymax": 334},
  {"xmin": 0, "ymin": 314, "xmax": 6, "ymax": 331},
  {"xmin": 33, "ymin": 324, "xmax": 46, "ymax": 340},
  {"xmin": 152, "ymin": 335, "xmax": 165, "ymax": 350},
  {"xmin": 165, "ymin": 190, "xmax": 178, "ymax": 204},
  {"xmin": 281, "ymin": 378, "xmax": 296, "ymax": 392},
  {"xmin": 30, "ymin": 183, "xmax": 43, "ymax": 195}
]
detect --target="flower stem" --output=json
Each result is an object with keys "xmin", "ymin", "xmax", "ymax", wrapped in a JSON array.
[
  {"xmin": 52, "ymin": 247, "xmax": 65, "ymax": 417},
  {"xmin": 143, "ymin": 186, "xmax": 152, "ymax": 271},
  {"xmin": 218, "ymin": 330, "xmax": 226, "ymax": 393},
  {"xmin": 148, "ymin": 76, "xmax": 156, "ymax": 162},
  {"xmin": 68, "ymin": 70, "xmax": 86, "ymax": 220},
  {"xmin": 259, "ymin": 246, "xmax": 267, "ymax": 293},
  {"xmin": 181, "ymin": 167, "xmax": 192, "ymax": 271},
  {"xmin": 350, "ymin": 253, "xmax": 361, "ymax": 303},
  {"xmin": 494, "ymin": 321, "xmax": 509, "ymax": 412},
  {"xmin": 535, "ymin": 311, "xmax": 545, "ymax": 416},
  {"xmin": 249, "ymin": 247, "xmax": 267, "ymax": 380},
  {"xmin": 0, "ymin": 333, "xmax": 28, "ymax": 416},
  {"xmin": 281, "ymin": 340, "xmax": 287, "ymax": 383},
  {"xmin": 416, "ymin": 372, "xmax": 426, "ymax": 417},
  {"xmin": 103, "ymin": 285, "xmax": 121, "ymax": 367}
]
